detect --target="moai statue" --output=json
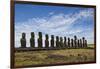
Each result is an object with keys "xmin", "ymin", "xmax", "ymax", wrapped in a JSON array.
[
  {"xmin": 30, "ymin": 32, "xmax": 35, "ymax": 48},
  {"xmin": 74, "ymin": 35, "xmax": 77, "ymax": 48},
  {"xmin": 51, "ymin": 35, "xmax": 54, "ymax": 48},
  {"xmin": 71, "ymin": 39, "xmax": 74, "ymax": 48},
  {"xmin": 20, "ymin": 32, "xmax": 26, "ymax": 48},
  {"xmin": 68, "ymin": 37, "xmax": 70, "ymax": 48},
  {"xmin": 56, "ymin": 36, "xmax": 59, "ymax": 48},
  {"xmin": 38, "ymin": 32, "xmax": 42, "ymax": 48},
  {"xmin": 82, "ymin": 37, "xmax": 85, "ymax": 48},
  {"xmin": 77, "ymin": 39, "xmax": 80, "ymax": 48},
  {"xmin": 85, "ymin": 40, "xmax": 87, "ymax": 48},
  {"xmin": 79, "ymin": 39, "xmax": 82, "ymax": 48},
  {"xmin": 64, "ymin": 37, "xmax": 67, "ymax": 48},
  {"xmin": 45, "ymin": 34, "xmax": 49, "ymax": 48},
  {"xmin": 60, "ymin": 37, "xmax": 63, "ymax": 48}
]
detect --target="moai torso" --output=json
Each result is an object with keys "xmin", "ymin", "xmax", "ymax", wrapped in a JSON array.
[
  {"xmin": 68, "ymin": 37, "xmax": 70, "ymax": 48},
  {"xmin": 45, "ymin": 34, "xmax": 49, "ymax": 48},
  {"xmin": 51, "ymin": 35, "xmax": 54, "ymax": 48},
  {"xmin": 38, "ymin": 32, "xmax": 42, "ymax": 48},
  {"xmin": 71, "ymin": 39, "xmax": 73, "ymax": 48},
  {"xmin": 82, "ymin": 37, "xmax": 85, "ymax": 48},
  {"xmin": 20, "ymin": 33, "xmax": 26, "ymax": 48},
  {"xmin": 30, "ymin": 32, "xmax": 35, "ymax": 48},
  {"xmin": 56, "ymin": 36, "xmax": 59, "ymax": 48},
  {"xmin": 74, "ymin": 35, "xmax": 77, "ymax": 48}
]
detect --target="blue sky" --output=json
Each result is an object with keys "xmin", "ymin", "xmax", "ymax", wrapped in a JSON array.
[{"xmin": 15, "ymin": 3, "xmax": 94, "ymax": 47}]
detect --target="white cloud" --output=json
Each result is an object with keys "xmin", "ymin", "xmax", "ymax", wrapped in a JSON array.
[{"xmin": 15, "ymin": 9, "xmax": 94, "ymax": 47}]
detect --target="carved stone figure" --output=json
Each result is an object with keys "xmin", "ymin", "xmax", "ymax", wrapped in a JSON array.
[
  {"xmin": 38, "ymin": 32, "xmax": 42, "ymax": 48},
  {"xmin": 68, "ymin": 37, "xmax": 70, "ymax": 48},
  {"xmin": 30, "ymin": 32, "xmax": 35, "ymax": 48},
  {"xmin": 71, "ymin": 39, "xmax": 74, "ymax": 48},
  {"xmin": 51, "ymin": 35, "xmax": 54, "ymax": 48},
  {"xmin": 45, "ymin": 34, "xmax": 49, "ymax": 48},
  {"xmin": 56, "ymin": 36, "xmax": 59, "ymax": 48},
  {"xmin": 20, "ymin": 33, "xmax": 26, "ymax": 48}
]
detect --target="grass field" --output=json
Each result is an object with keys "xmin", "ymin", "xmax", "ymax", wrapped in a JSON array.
[{"xmin": 15, "ymin": 44, "xmax": 95, "ymax": 67}]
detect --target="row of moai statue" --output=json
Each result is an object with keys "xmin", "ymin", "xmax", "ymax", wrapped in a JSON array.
[{"xmin": 20, "ymin": 32, "xmax": 87, "ymax": 48}]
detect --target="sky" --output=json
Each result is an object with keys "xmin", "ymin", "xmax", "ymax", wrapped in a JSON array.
[{"xmin": 15, "ymin": 3, "xmax": 94, "ymax": 48}]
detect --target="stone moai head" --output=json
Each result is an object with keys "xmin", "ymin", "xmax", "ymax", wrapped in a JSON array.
[
  {"xmin": 68, "ymin": 37, "xmax": 70, "ymax": 41},
  {"xmin": 22, "ymin": 32, "xmax": 26, "ymax": 39},
  {"xmin": 71, "ymin": 39, "xmax": 73, "ymax": 42},
  {"xmin": 51, "ymin": 35, "xmax": 54, "ymax": 39},
  {"xmin": 82, "ymin": 37, "xmax": 85, "ymax": 40},
  {"xmin": 74, "ymin": 35, "xmax": 77, "ymax": 40},
  {"xmin": 80, "ymin": 39, "xmax": 82, "ymax": 43},
  {"xmin": 38, "ymin": 32, "xmax": 42, "ymax": 38},
  {"xmin": 85, "ymin": 40, "xmax": 87, "ymax": 44},
  {"xmin": 78, "ymin": 40, "xmax": 79, "ymax": 43},
  {"xmin": 46, "ymin": 34, "xmax": 49, "ymax": 40},
  {"xmin": 31, "ymin": 32, "xmax": 34, "ymax": 38}
]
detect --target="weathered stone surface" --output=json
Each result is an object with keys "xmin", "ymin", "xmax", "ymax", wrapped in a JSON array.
[
  {"xmin": 51, "ymin": 35, "xmax": 54, "ymax": 48},
  {"xmin": 38, "ymin": 32, "xmax": 42, "ymax": 48},
  {"xmin": 68, "ymin": 37, "xmax": 70, "ymax": 48},
  {"xmin": 74, "ymin": 35, "xmax": 77, "ymax": 48},
  {"xmin": 82, "ymin": 37, "xmax": 85, "ymax": 48},
  {"xmin": 20, "ymin": 33, "xmax": 26, "ymax": 48},
  {"xmin": 30, "ymin": 32, "xmax": 35, "ymax": 48},
  {"xmin": 71, "ymin": 39, "xmax": 74, "ymax": 48},
  {"xmin": 20, "ymin": 32, "xmax": 87, "ymax": 50},
  {"xmin": 45, "ymin": 34, "xmax": 49, "ymax": 48},
  {"xmin": 56, "ymin": 36, "xmax": 59, "ymax": 48},
  {"xmin": 80, "ymin": 39, "xmax": 82, "ymax": 48}
]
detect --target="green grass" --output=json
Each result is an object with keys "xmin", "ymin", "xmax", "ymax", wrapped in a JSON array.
[{"xmin": 15, "ymin": 45, "xmax": 95, "ymax": 67}]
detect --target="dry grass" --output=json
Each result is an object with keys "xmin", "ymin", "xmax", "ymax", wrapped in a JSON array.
[{"xmin": 15, "ymin": 45, "xmax": 95, "ymax": 67}]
